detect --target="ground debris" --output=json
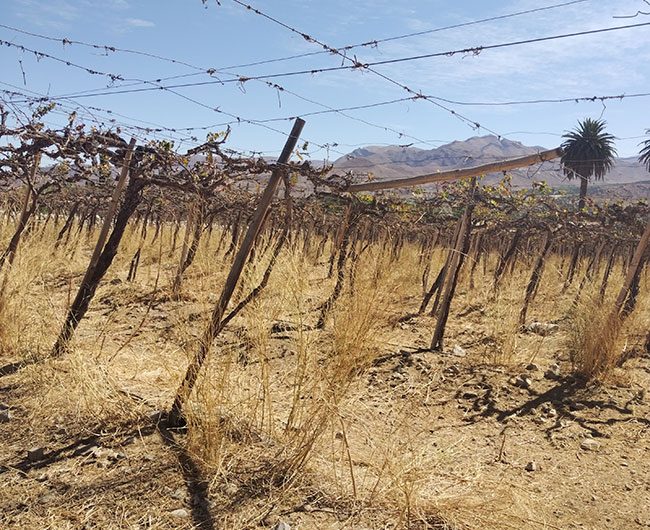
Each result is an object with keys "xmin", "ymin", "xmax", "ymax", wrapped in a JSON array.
[{"xmin": 523, "ymin": 321, "xmax": 559, "ymax": 336}]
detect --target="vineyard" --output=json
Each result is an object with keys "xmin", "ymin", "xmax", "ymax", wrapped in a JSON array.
[
  {"xmin": 1, "ymin": 1, "xmax": 650, "ymax": 529},
  {"xmin": 0, "ymin": 99, "xmax": 648, "ymax": 530}
]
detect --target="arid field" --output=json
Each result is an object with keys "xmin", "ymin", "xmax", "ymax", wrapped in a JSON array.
[{"xmin": 1, "ymin": 213, "xmax": 648, "ymax": 530}]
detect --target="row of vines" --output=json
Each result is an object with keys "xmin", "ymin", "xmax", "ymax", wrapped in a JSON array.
[{"xmin": 1, "ymin": 105, "xmax": 649, "ymax": 428}]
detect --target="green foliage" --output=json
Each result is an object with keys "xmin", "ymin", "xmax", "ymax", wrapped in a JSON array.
[{"xmin": 560, "ymin": 118, "xmax": 617, "ymax": 182}]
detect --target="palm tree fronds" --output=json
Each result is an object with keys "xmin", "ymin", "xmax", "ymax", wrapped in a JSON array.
[{"xmin": 639, "ymin": 138, "xmax": 650, "ymax": 171}]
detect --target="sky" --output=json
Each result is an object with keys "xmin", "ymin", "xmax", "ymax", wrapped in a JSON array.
[{"xmin": 1, "ymin": 0, "xmax": 650, "ymax": 161}]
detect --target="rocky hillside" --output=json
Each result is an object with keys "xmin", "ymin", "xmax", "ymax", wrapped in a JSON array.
[{"xmin": 332, "ymin": 135, "xmax": 649, "ymax": 197}]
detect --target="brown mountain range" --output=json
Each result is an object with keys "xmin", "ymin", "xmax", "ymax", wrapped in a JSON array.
[{"xmin": 331, "ymin": 135, "xmax": 650, "ymax": 198}]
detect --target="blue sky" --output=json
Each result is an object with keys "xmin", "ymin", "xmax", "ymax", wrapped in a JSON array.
[{"xmin": 2, "ymin": 0, "xmax": 650, "ymax": 160}]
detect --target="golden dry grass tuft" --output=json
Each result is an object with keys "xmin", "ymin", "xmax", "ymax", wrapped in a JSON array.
[
  {"xmin": 566, "ymin": 272, "xmax": 650, "ymax": 381},
  {"xmin": 566, "ymin": 293, "xmax": 624, "ymax": 380}
]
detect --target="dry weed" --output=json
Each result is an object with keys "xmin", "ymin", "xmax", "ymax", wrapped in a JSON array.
[{"xmin": 564, "ymin": 283, "xmax": 646, "ymax": 380}]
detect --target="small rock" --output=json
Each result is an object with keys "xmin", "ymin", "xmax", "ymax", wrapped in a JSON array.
[
  {"xmin": 525, "ymin": 461, "xmax": 538, "ymax": 472},
  {"xmin": 462, "ymin": 391, "xmax": 479, "ymax": 400},
  {"xmin": 0, "ymin": 409, "xmax": 10, "ymax": 423},
  {"xmin": 170, "ymin": 508, "xmax": 189, "ymax": 519},
  {"xmin": 302, "ymin": 503, "xmax": 314, "ymax": 513},
  {"xmin": 511, "ymin": 375, "xmax": 532, "ymax": 389},
  {"xmin": 274, "ymin": 523, "xmax": 291, "ymax": 530},
  {"xmin": 540, "ymin": 403, "xmax": 557, "ymax": 417},
  {"xmin": 526, "ymin": 363, "xmax": 540, "ymax": 372},
  {"xmin": 452, "ymin": 345, "xmax": 467, "ymax": 357},
  {"xmin": 580, "ymin": 438, "xmax": 600, "ymax": 451},
  {"xmin": 27, "ymin": 447, "xmax": 46, "ymax": 462},
  {"xmin": 170, "ymin": 488, "xmax": 186, "ymax": 501},
  {"xmin": 334, "ymin": 431, "xmax": 344, "ymax": 440},
  {"xmin": 544, "ymin": 363, "xmax": 561, "ymax": 379}
]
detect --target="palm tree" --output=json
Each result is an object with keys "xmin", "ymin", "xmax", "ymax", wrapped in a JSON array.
[
  {"xmin": 561, "ymin": 118, "xmax": 617, "ymax": 210},
  {"xmin": 639, "ymin": 136, "xmax": 650, "ymax": 171}
]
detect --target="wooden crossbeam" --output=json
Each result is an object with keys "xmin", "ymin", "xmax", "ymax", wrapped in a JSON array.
[{"xmin": 345, "ymin": 147, "xmax": 563, "ymax": 193}]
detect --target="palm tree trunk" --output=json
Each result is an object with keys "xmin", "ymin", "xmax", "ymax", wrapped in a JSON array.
[{"xmin": 578, "ymin": 176, "xmax": 588, "ymax": 210}]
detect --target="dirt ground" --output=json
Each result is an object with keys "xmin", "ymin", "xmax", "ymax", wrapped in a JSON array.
[{"xmin": 0, "ymin": 226, "xmax": 649, "ymax": 529}]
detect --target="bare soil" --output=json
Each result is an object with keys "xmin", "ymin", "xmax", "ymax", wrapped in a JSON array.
[{"xmin": 1, "ymin": 237, "xmax": 649, "ymax": 530}]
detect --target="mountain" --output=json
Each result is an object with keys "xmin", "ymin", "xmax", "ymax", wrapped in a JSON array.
[{"xmin": 331, "ymin": 136, "xmax": 650, "ymax": 196}]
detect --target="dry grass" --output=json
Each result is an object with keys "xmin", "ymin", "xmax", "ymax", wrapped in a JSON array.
[
  {"xmin": 566, "ymin": 292, "xmax": 624, "ymax": 380},
  {"xmin": 1, "ymin": 212, "xmax": 649, "ymax": 529},
  {"xmin": 566, "ymin": 274, "xmax": 650, "ymax": 380}
]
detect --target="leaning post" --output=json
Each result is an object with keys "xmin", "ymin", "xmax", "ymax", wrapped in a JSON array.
[
  {"xmin": 168, "ymin": 118, "xmax": 305, "ymax": 426},
  {"xmin": 51, "ymin": 138, "xmax": 136, "ymax": 356}
]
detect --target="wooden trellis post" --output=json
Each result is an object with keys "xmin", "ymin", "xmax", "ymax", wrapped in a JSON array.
[
  {"xmin": 52, "ymin": 138, "xmax": 136, "ymax": 356},
  {"xmin": 519, "ymin": 229, "xmax": 554, "ymax": 326},
  {"xmin": 168, "ymin": 118, "xmax": 305, "ymax": 426},
  {"xmin": 430, "ymin": 178, "xmax": 477, "ymax": 351},
  {"xmin": 0, "ymin": 152, "xmax": 42, "ymax": 272},
  {"xmin": 612, "ymin": 217, "xmax": 650, "ymax": 319}
]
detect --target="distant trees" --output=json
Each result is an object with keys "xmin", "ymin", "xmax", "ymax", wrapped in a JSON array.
[{"xmin": 561, "ymin": 118, "xmax": 617, "ymax": 210}]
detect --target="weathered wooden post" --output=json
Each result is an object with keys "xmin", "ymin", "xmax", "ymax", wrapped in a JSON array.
[
  {"xmin": 0, "ymin": 153, "xmax": 42, "ymax": 272},
  {"xmin": 612, "ymin": 217, "xmax": 650, "ymax": 319},
  {"xmin": 52, "ymin": 138, "xmax": 136, "ymax": 356},
  {"xmin": 519, "ymin": 229, "xmax": 554, "ymax": 326},
  {"xmin": 430, "ymin": 178, "xmax": 477, "ymax": 351},
  {"xmin": 169, "ymin": 118, "xmax": 305, "ymax": 427},
  {"xmin": 172, "ymin": 198, "xmax": 201, "ymax": 296},
  {"xmin": 492, "ymin": 228, "xmax": 522, "ymax": 293}
]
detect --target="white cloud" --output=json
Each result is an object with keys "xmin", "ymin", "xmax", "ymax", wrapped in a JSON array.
[
  {"xmin": 125, "ymin": 17, "xmax": 155, "ymax": 28},
  {"xmin": 12, "ymin": 0, "xmax": 80, "ymax": 29},
  {"xmin": 355, "ymin": 0, "xmax": 650, "ymax": 103},
  {"xmin": 105, "ymin": 0, "xmax": 129, "ymax": 8}
]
